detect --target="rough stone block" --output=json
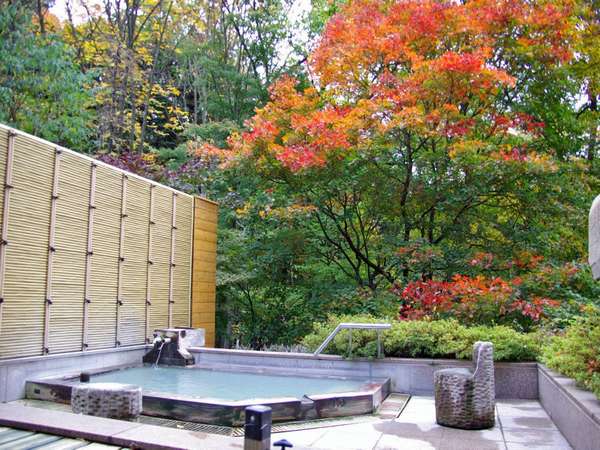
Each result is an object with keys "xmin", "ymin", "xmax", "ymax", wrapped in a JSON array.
[{"xmin": 71, "ymin": 382, "xmax": 142, "ymax": 420}]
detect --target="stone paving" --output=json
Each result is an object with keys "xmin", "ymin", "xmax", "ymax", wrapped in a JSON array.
[
  {"xmin": 274, "ymin": 397, "xmax": 572, "ymax": 450},
  {"xmin": 0, "ymin": 396, "xmax": 573, "ymax": 449}
]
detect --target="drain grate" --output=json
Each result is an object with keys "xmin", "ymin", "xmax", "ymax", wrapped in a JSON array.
[{"xmin": 137, "ymin": 415, "xmax": 236, "ymax": 436}]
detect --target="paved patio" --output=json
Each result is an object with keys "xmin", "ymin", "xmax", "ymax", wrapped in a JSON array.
[
  {"xmin": 274, "ymin": 397, "xmax": 572, "ymax": 450},
  {"xmin": 0, "ymin": 396, "xmax": 572, "ymax": 449}
]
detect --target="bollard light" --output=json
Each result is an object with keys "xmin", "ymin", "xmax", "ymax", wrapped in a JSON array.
[{"xmin": 244, "ymin": 405, "xmax": 272, "ymax": 450}]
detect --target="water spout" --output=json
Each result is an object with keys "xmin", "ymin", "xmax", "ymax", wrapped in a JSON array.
[
  {"xmin": 153, "ymin": 338, "xmax": 171, "ymax": 368},
  {"xmin": 142, "ymin": 328, "xmax": 196, "ymax": 366}
]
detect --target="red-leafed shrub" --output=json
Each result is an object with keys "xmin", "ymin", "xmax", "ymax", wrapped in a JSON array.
[{"xmin": 394, "ymin": 275, "xmax": 559, "ymax": 331}]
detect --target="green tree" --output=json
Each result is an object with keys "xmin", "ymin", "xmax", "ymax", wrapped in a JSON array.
[{"xmin": 0, "ymin": 2, "xmax": 95, "ymax": 151}]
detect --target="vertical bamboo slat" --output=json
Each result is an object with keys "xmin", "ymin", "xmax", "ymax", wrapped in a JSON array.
[
  {"xmin": 168, "ymin": 192, "xmax": 177, "ymax": 328},
  {"xmin": 0, "ymin": 132, "xmax": 14, "ymax": 336},
  {"xmin": 43, "ymin": 148, "xmax": 61, "ymax": 353},
  {"xmin": 145, "ymin": 185, "xmax": 155, "ymax": 343},
  {"xmin": 115, "ymin": 174, "xmax": 127, "ymax": 346},
  {"xmin": 82, "ymin": 163, "xmax": 97, "ymax": 350}
]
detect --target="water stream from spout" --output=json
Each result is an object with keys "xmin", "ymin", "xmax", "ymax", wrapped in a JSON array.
[{"xmin": 154, "ymin": 341, "xmax": 166, "ymax": 368}]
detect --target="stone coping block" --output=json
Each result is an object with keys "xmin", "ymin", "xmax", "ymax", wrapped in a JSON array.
[
  {"xmin": 538, "ymin": 364, "xmax": 600, "ymax": 450},
  {"xmin": 0, "ymin": 403, "xmax": 239, "ymax": 450}
]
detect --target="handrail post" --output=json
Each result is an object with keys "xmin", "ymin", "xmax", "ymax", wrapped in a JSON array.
[
  {"xmin": 313, "ymin": 323, "xmax": 342, "ymax": 356},
  {"xmin": 313, "ymin": 322, "xmax": 391, "ymax": 357},
  {"xmin": 348, "ymin": 328, "xmax": 352, "ymax": 357}
]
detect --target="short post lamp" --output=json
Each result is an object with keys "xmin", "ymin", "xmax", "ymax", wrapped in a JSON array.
[{"xmin": 244, "ymin": 405, "xmax": 272, "ymax": 450}]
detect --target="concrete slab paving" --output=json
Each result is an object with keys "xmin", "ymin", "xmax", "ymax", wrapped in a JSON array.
[
  {"xmin": 308, "ymin": 422, "xmax": 383, "ymax": 449},
  {"xmin": 439, "ymin": 425, "xmax": 504, "ymax": 442},
  {"xmin": 272, "ymin": 427, "xmax": 328, "ymax": 447},
  {"xmin": 274, "ymin": 396, "xmax": 572, "ymax": 450},
  {"xmin": 375, "ymin": 434, "xmax": 441, "ymax": 450},
  {"xmin": 502, "ymin": 429, "xmax": 571, "ymax": 447}
]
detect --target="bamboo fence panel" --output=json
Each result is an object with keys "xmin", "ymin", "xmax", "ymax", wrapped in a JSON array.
[
  {"xmin": 49, "ymin": 152, "xmax": 90, "ymax": 354},
  {"xmin": 173, "ymin": 195, "xmax": 193, "ymax": 328},
  {"xmin": 0, "ymin": 134, "xmax": 53, "ymax": 358},
  {"xmin": 191, "ymin": 198, "xmax": 218, "ymax": 346},
  {"xmin": 87, "ymin": 165, "xmax": 121, "ymax": 350},
  {"xmin": 120, "ymin": 177, "xmax": 150, "ymax": 345},
  {"xmin": 148, "ymin": 186, "xmax": 172, "ymax": 331}
]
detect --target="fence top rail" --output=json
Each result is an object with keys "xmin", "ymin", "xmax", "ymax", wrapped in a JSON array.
[{"xmin": 0, "ymin": 123, "xmax": 195, "ymax": 199}]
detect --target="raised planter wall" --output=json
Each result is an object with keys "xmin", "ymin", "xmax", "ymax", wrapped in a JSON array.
[
  {"xmin": 538, "ymin": 364, "xmax": 600, "ymax": 450},
  {"xmin": 189, "ymin": 348, "xmax": 539, "ymax": 399}
]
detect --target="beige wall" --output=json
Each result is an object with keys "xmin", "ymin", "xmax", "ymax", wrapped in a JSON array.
[
  {"xmin": 191, "ymin": 197, "xmax": 218, "ymax": 347},
  {"xmin": 0, "ymin": 124, "xmax": 216, "ymax": 359}
]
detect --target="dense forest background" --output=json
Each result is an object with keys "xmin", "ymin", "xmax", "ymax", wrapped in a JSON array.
[{"xmin": 1, "ymin": 0, "xmax": 599, "ymax": 349}]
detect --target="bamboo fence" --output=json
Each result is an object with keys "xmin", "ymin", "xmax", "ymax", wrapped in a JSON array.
[{"xmin": 0, "ymin": 124, "xmax": 217, "ymax": 359}]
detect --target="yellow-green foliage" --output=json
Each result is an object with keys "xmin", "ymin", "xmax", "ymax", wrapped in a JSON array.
[
  {"xmin": 543, "ymin": 306, "xmax": 600, "ymax": 399},
  {"xmin": 302, "ymin": 315, "xmax": 542, "ymax": 361}
]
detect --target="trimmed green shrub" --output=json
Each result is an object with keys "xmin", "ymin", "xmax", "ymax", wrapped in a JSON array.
[
  {"xmin": 302, "ymin": 315, "xmax": 542, "ymax": 362},
  {"xmin": 543, "ymin": 306, "xmax": 600, "ymax": 398},
  {"xmin": 457, "ymin": 325, "xmax": 541, "ymax": 362},
  {"xmin": 383, "ymin": 319, "xmax": 467, "ymax": 358}
]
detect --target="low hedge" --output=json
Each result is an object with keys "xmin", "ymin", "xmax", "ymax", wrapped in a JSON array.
[
  {"xmin": 543, "ymin": 306, "xmax": 600, "ymax": 398},
  {"xmin": 301, "ymin": 315, "xmax": 542, "ymax": 362}
]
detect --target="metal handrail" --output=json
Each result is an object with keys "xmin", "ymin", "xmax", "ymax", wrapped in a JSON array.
[{"xmin": 313, "ymin": 322, "xmax": 391, "ymax": 358}]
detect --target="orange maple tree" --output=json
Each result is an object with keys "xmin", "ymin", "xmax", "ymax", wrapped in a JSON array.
[
  {"xmin": 230, "ymin": 0, "xmax": 573, "ymax": 171},
  {"xmin": 224, "ymin": 0, "xmax": 576, "ymax": 289}
]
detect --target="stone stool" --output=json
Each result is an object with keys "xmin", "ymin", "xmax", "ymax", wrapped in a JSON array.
[
  {"xmin": 72, "ymin": 382, "xmax": 142, "ymax": 420},
  {"xmin": 434, "ymin": 341, "xmax": 495, "ymax": 429}
]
